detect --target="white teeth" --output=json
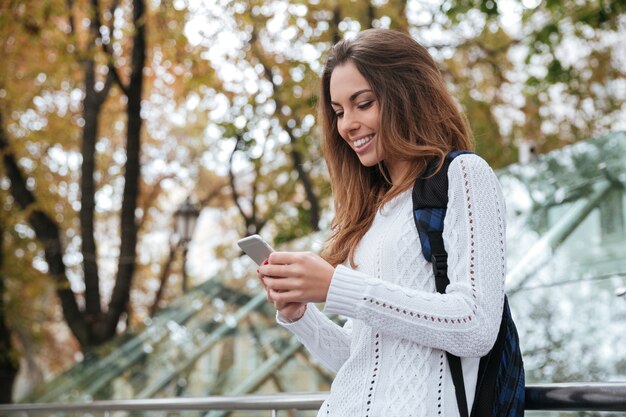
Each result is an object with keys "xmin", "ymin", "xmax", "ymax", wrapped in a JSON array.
[{"xmin": 353, "ymin": 135, "xmax": 373, "ymax": 148}]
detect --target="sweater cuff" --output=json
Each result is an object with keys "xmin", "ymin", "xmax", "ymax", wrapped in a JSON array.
[
  {"xmin": 324, "ymin": 265, "xmax": 366, "ymax": 318},
  {"xmin": 276, "ymin": 303, "xmax": 321, "ymax": 336}
]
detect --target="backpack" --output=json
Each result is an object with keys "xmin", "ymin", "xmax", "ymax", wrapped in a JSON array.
[{"xmin": 411, "ymin": 150, "xmax": 525, "ymax": 417}]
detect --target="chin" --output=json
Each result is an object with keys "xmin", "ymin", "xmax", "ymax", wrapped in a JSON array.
[
  {"xmin": 359, "ymin": 160, "xmax": 378, "ymax": 168},
  {"xmin": 357, "ymin": 154, "xmax": 383, "ymax": 168}
]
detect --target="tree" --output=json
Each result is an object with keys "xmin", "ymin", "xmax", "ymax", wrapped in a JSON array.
[
  {"xmin": 1, "ymin": 0, "xmax": 228, "ymax": 397},
  {"xmin": 0, "ymin": 0, "xmax": 147, "ymax": 353},
  {"xmin": 433, "ymin": 0, "xmax": 625, "ymax": 166}
]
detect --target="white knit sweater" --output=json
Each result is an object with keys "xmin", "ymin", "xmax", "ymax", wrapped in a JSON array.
[{"xmin": 278, "ymin": 154, "xmax": 506, "ymax": 417}]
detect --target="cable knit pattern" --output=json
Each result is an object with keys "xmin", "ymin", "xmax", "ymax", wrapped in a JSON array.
[
  {"xmin": 278, "ymin": 304, "xmax": 352, "ymax": 373},
  {"xmin": 278, "ymin": 154, "xmax": 506, "ymax": 417}
]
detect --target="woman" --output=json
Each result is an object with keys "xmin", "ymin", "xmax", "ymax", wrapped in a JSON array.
[{"xmin": 257, "ymin": 28, "xmax": 505, "ymax": 417}]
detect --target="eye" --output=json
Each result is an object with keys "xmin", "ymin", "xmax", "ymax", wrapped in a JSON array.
[
  {"xmin": 333, "ymin": 109, "xmax": 344, "ymax": 118},
  {"xmin": 357, "ymin": 100, "xmax": 374, "ymax": 110}
]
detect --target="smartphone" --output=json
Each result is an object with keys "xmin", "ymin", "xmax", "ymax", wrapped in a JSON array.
[{"xmin": 237, "ymin": 234, "xmax": 275, "ymax": 265}]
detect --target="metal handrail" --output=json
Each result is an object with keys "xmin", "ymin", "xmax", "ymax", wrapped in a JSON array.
[
  {"xmin": 525, "ymin": 382, "xmax": 626, "ymax": 411},
  {"xmin": 0, "ymin": 392, "xmax": 326, "ymax": 413},
  {"xmin": 1, "ymin": 383, "xmax": 625, "ymax": 414}
]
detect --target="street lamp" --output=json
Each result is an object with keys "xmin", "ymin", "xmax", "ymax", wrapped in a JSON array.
[{"xmin": 175, "ymin": 197, "xmax": 200, "ymax": 292}]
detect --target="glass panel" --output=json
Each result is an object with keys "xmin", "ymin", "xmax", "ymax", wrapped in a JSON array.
[
  {"xmin": 600, "ymin": 189, "xmax": 625, "ymax": 241},
  {"xmin": 501, "ymin": 132, "xmax": 626, "ymax": 386}
]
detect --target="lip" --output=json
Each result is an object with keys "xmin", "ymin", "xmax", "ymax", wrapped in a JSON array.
[{"xmin": 350, "ymin": 134, "xmax": 375, "ymax": 155}]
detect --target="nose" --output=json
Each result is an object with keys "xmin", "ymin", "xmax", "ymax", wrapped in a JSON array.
[{"xmin": 338, "ymin": 110, "xmax": 360, "ymax": 139}]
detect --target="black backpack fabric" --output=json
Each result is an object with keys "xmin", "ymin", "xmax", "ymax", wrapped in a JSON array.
[{"xmin": 411, "ymin": 151, "xmax": 525, "ymax": 417}]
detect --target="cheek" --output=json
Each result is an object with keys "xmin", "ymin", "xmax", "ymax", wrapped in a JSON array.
[
  {"xmin": 336, "ymin": 120, "xmax": 346, "ymax": 139},
  {"xmin": 368, "ymin": 111, "xmax": 380, "ymax": 129}
]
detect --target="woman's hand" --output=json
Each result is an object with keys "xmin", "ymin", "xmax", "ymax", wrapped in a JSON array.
[
  {"xmin": 258, "ymin": 251, "xmax": 335, "ymax": 305},
  {"xmin": 257, "ymin": 259, "xmax": 307, "ymax": 323}
]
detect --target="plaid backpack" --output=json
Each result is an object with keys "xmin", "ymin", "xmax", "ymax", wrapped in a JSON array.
[{"xmin": 412, "ymin": 150, "xmax": 525, "ymax": 417}]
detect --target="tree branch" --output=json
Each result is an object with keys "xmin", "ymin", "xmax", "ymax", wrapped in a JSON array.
[
  {"xmin": 136, "ymin": 174, "xmax": 176, "ymax": 232},
  {"xmin": 100, "ymin": 0, "xmax": 129, "ymax": 95},
  {"xmin": 248, "ymin": 30, "xmax": 320, "ymax": 231},
  {"xmin": 149, "ymin": 237, "xmax": 180, "ymax": 317},
  {"xmin": 228, "ymin": 134, "xmax": 252, "ymax": 232},
  {"xmin": 66, "ymin": 0, "xmax": 76, "ymax": 35}
]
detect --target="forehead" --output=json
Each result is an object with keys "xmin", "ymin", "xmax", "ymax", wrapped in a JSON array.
[{"xmin": 329, "ymin": 61, "xmax": 371, "ymax": 102}]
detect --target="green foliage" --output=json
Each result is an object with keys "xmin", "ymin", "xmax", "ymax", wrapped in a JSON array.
[{"xmin": 443, "ymin": 0, "xmax": 500, "ymax": 23}]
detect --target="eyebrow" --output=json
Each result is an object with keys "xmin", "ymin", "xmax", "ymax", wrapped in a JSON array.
[{"xmin": 330, "ymin": 89, "xmax": 373, "ymax": 106}]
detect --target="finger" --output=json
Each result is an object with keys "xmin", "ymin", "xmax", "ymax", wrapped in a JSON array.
[
  {"xmin": 258, "ymin": 263, "xmax": 291, "ymax": 278},
  {"xmin": 268, "ymin": 288, "xmax": 287, "ymax": 304},
  {"xmin": 261, "ymin": 278, "xmax": 272, "ymax": 301},
  {"xmin": 269, "ymin": 288, "xmax": 301, "ymax": 304},
  {"xmin": 268, "ymin": 251, "xmax": 309, "ymax": 265},
  {"xmin": 264, "ymin": 277, "xmax": 298, "ymax": 291},
  {"xmin": 256, "ymin": 270, "xmax": 265, "ymax": 283}
]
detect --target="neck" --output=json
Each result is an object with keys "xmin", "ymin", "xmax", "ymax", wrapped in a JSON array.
[{"xmin": 387, "ymin": 160, "xmax": 410, "ymax": 185}]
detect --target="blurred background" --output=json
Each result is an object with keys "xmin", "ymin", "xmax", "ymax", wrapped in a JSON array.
[{"xmin": 0, "ymin": 0, "xmax": 625, "ymax": 414}]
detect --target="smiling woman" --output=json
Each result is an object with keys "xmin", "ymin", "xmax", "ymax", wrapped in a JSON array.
[
  {"xmin": 256, "ymin": 29, "xmax": 511, "ymax": 417},
  {"xmin": 319, "ymin": 29, "xmax": 474, "ymax": 268}
]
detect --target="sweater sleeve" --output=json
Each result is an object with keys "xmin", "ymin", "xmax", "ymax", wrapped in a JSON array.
[
  {"xmin": 277, "ymin": 303, "xmax": 352, "ymax": 373},
  {"xmin": 324, "ymin": 154, "xmax": 506, "ymax": 358}
]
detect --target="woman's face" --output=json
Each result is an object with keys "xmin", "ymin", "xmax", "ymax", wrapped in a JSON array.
[{"xmin": 329, "ymin": 61, "xmax": 382, "ymax": 168}]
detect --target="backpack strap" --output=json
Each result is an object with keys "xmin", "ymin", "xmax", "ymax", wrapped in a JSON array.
[
  {"xmin": 412, "ymin": 150, "xmax": 473, "ymax": 417},
  {"xmin": 430, "ymin": 221, "xmax": 470, "ymax": 417},
  {"xmin": 471, "ymin": 295, "xmax": 510, "ymax": 416}
]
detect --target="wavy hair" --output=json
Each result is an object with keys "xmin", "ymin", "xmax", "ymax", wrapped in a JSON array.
[{"xmin": 319, "ymin": 29, "xmax": 474, "ymax": 267}]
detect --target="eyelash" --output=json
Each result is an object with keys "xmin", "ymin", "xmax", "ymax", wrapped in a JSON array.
[{"xmin": 334, "ymin": 100, "xmax": 374, "ymax": 118}]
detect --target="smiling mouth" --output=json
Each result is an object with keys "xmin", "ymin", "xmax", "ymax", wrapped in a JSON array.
[{"xmin": 353, "ymin": 134, "xmax": 374, "ymax": 149}]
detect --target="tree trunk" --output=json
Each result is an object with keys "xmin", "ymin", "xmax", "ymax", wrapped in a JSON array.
[
  {"xmin": 103, "ymin": 0, "xmax": 146, "ymax": 338},
  {"xmin": 366, "ymin": 1, "xmax": 375, "ymax": 29},
  {"xmin": 1, "ymin": 111, "xmax": 90, "ymax": 347},
  {"xmin": 81, "ymin": 58, "xmax": 103, "ymax": 319},
  {"xmin": 79, "ymin": 0, "xmax": 118, "ymax": 340},
  {"xmin": 79, "ymin": 0, "xmax": 119, "ymax": 318},
  {"xmin": 288, "ymin": 143, "xmax": 320, "ymax": 231},
  {"xmin": 0, "ymin": 222, "xmax": 19, "ymax": 403},
  {"xmin": 332, "ymin": 5, "xmax": 341, "ymax": 44}
]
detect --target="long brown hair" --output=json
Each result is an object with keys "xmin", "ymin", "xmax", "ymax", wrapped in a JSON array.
[{"xmin": 320, "ymin": 29, "xmax": 474, "ymax": 268}]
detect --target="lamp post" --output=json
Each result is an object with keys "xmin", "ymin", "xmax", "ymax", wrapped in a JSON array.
[{"xmin": 175, "ymin": 197, "xmax": 200, "ymax": 292}]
